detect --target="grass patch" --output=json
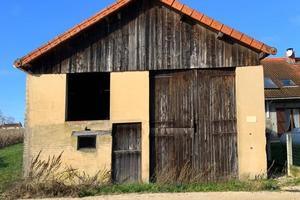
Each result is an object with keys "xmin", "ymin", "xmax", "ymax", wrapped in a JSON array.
[
  {"xmin": 279, "ymin": 177, "xmax": 300, "ymax": 187},
  {"xmin": 1, "ymin": 150, "xmax": 282, "ymax": 200},
  {"xmin": 0, "ymin": 143, "xmax": 23, "ymax": 193},
  {"xmin": 79, "ymin": 179, "xmax": 280, "ymax": 197},
  {"xmin": 0, "ymin": 147, "xmax": 290, "ymax": 199}
]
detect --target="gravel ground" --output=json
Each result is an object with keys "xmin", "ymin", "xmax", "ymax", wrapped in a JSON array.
[{"xmin": 28, "ymin": 192, "xmax": 300, "ymax": 200}]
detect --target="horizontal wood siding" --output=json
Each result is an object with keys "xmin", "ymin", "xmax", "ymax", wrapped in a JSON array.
[{"xmin": 29, "ymin": 0, "xmax": 260, "ymax": 74}]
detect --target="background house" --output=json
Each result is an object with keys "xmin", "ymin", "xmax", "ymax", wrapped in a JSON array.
[
  {"xmin": 0, "ymin": 123, "xmax": 23, "ymax": 130},
  {"xmin": 262, "ymin": 49, "xmax": 300, "ymax": 169},
  {"xmin": 15, "ymin": 0, "xmax": 276, "ymax": 183}
]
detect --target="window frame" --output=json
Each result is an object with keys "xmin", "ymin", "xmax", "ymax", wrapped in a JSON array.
[{"xmin": 77, "ymin": 135, "xmax": 97, "ymax": 150}]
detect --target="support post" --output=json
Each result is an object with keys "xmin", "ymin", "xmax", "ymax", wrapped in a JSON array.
[{"xmin": 287, "ymin": 134, "xmax": 293, "ymax": 176}]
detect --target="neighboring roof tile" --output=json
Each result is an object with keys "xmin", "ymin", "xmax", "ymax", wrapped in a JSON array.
[
  {"xmin": 262, "ymin": 58, "xmax": 300, "ymax": 99},
  {"xmin": 14, "ymin": 0, "xmax": 277, "ymax": 69}
]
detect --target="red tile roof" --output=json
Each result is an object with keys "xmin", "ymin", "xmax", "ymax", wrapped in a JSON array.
[
  {"xmin": 262, "ymin": 58, "xmax": 300, "ymax": 100},
  {"xmin": 14, "ymin": 0, "xmax": 277, "ymax": 69}
]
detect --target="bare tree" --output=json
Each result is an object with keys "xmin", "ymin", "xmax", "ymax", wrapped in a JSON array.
[{"xmin": 0, "ymin": 110, "xmax": 15, "ymax": 125}]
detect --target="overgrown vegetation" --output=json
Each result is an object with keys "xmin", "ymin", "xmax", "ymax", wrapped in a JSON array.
[
  {"xmin": 1, "ymin": 148, "xmax": 300, "ymax": 200},
  {"xmin": 2, "ymin": 151, "xmax": 110, "ymax": 200},
  {"xmin": 0, "ymin": 144, "xmax": 23, "ymax": 194},
  {"xmin": 0, "ymin": 130, "xmax": 24, "ymax": 149},
  {"xmin": 1, "ymin": 150, "xmax": 282, "ymax": 200}
]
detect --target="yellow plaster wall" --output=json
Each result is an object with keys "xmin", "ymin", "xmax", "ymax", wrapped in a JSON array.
[
  {"xmin": 236, "ymin": 66, "xmax": 267, "ymax": 179},
  {"xmin": 27, "ymin": 74, "xmax": 66, "ymax": 127},
  {"xmin": 25, "ymin": 72, "xmax": 149, "ymax": 182},
  {"xmin": 26, "ymin": 74, "xmax": 112, "ymax": 176},
  {"xmin": 110, "ymin": 72, "xmax": 149, "ymax": 182}
]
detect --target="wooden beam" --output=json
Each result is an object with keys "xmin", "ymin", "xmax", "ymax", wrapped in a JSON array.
[
  {"xmin": 216, "ymin": 31, "xmax": 224, "ymax": 39},
  {"xmin": 259, "ymin": 52, "xmax": 269, "ymax": 60}
]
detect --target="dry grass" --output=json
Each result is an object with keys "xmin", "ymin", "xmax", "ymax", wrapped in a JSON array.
[
  {"xmin": 2, "ymin": 151, "xmax": 111, "ymax": 200},
  {"xmin": 0, "ymin": 153, "xmax": 281, "ymax": 200},
  {"xmin": 0, "ymin": 129, "xmax": 24, "ymax": 148},
  {"xmin": 155, "ymin": 162, "xmax": 235, "ymax": 185}
]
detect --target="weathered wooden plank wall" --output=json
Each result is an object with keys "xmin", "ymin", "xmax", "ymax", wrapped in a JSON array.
[
  {"xmin": 150, "ymin": 70, "xmax": 194, "ymax": 182},
  {"xmin": 194, "ymin": 69, "xmax": 238, "ymax": 181},
  {"xmin": 29, "ymin": 0, "xmax": 260, "ymax": 74},
  {"xmin": 150, "ymin": 68, "xmax": 238, "ymax": 182},
  {"xmin": 112, "ymin": 123, "xmax": 142, "ymax": 183}
]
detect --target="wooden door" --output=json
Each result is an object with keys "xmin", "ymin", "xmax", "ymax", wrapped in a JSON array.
[
  {"xmin": 112, "ymin": 123, "xmax": 141, "ymax": 183},
  {"xmin": 150, "ymin": 70, "xmax": 194, "ymax": 182},
  {"xmin": 150, "ymin": 69, "xmax": 238, "ymax": 183},
  {"xmin": 276, "ymin": 108, "xmax": 287, "ymax": 135},
  {"xmin": 206, "ymin": 70, "xmax": 237, "ymax": 181}
]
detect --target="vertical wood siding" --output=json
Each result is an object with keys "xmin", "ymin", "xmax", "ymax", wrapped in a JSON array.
[
  {"xmin": 150, "ymin": 70, "xmax": 194, "ymax": 181},
  {"xmin": 112, "ymin": 123, "xmax": 142, "ymax": 183},
  {"xmin": 150, "ymin": 69, "xmax": 238, "ymax": 182},
  {"xmin": 29, "ymin": 0, "xmax": 260, "ymax": 74}
]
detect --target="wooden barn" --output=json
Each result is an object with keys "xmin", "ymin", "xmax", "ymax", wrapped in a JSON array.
[{"xmin": 14, "ymin": 0, "xmax": 276, "ymax": 183}]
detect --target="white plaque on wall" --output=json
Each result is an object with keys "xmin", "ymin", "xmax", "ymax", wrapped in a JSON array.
[{"xmin": 246, "ymin": 116, "xmax": 257, "ymax": 123}]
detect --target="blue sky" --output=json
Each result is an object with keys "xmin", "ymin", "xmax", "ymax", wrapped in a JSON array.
[{"xmin": 0, "ymin": 0, "xmax": 299, "ymax": 123}]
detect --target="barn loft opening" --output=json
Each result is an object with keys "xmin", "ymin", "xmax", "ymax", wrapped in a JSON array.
[{"xmin": 66, "ymin": 72, "xmax": 110, "ymax": 121}]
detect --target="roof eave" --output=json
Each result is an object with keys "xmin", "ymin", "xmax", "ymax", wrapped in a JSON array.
[{"xmin": 265, "ymin": 97, "xmax": 300, "ymax": 101}]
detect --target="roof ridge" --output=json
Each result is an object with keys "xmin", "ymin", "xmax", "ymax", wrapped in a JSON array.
[{"xmin": 14, "ymin": 0, "xmax": 277, "ymax": 69}]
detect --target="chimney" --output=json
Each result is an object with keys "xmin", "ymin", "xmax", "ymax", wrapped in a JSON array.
[{"xmin": 286, "ymin": 48, "xmax": 296, "ymax": 64}]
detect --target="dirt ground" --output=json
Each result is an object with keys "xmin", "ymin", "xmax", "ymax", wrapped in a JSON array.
[{"xmin": 30, "ymin": 192, "xmax": 300, "ymax": 200}]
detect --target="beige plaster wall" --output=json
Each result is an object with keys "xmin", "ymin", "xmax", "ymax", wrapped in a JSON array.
[
  {"xmin": 25, "ymin": 74, "xmax": 112, "ymax": 176},
  {"xmin": 27, "ymin": 74, "xmax": 66, "ymax": 127},
  {"xmin": 110, "ymin": 72, "xmax": 149, "ymax": 182},
  {"xmin": 236, "ymin": 66, "xmax": 267, "ymax": 179},
  {"xmin": 25, "ymin": 72, "xmax": 149, "ymax": 182}
]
